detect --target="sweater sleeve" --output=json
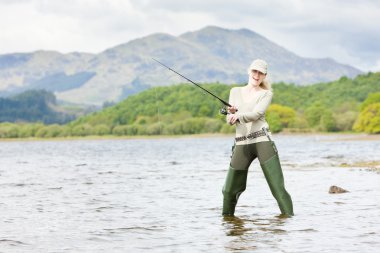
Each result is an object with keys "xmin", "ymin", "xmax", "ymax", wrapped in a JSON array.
[
  {"xmin": 237, "ymin": 90, "xmax": 273, "ymax": 123},
  {"xmin": 226, "ymin": 87, "xmax": 237, "ymax": 124}
]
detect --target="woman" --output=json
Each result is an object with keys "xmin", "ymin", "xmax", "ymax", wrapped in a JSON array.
[{"xmin": 222, "ymin": 59, "xmax": 294, "ymax": 216}]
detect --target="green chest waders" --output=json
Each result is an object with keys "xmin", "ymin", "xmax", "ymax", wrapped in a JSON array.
[
  {"xmin": 222, "ymin": 128, "xmax": 293, "ymax": 216},
  {"xmin": 261, "ymin": 128, "xmax": 293, "ymax": 216},
  {"xmin": 260, "ymin": 152, "xmax": 294, "ymax": 216},
  {"xmin": 222, "ymin": 166, "xmax": 248, "ymax": 216}
]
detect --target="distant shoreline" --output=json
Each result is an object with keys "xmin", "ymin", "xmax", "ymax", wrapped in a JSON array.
[{"xmin": 0, "ymin": 132, "xmax": 379, "ymax": 142}]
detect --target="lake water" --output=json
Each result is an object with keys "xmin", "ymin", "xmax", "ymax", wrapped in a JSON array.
[{"xmin": 0, "ymin": 134, "xmax": 379, "ymax": 252}]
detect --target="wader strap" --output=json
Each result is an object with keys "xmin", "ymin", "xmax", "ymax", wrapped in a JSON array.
[
  {"xmin": 235, "ymin": 127, "xmax": 270, "ymax": 142},
  {"xmin": 262, "ymin": 127, "xmax": 278, "ymax": 154}
]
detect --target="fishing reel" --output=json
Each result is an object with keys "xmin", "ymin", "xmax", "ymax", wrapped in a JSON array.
[
  {"xmin": 220, "ymin": 107, "xmax": 240, "ymax": 123},
  {"xmin": 220, "ymin": 107, "xmax": 238, "ymax": 115},
  {"xmin": 220, "ymin": 107, "xmax": 228, "ymax": 115}
]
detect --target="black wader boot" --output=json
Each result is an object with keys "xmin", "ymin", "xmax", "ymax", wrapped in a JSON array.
[
  {"xmin": 222, "ymin": 166, "xmax": 248, "ymax": 216},
  {"xmin": 261, "ymin": 154, "xmax": 294, "ymax": 216}
]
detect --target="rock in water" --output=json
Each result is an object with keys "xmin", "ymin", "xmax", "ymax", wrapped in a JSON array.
[{"xmin": 329, "ymin": 185, "xmax": 349, "ymax": 194}]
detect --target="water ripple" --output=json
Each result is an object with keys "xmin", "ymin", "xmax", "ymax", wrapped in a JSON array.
[{"xmin": 0, "ymin": 135, "xmax": 379, "ymax": 252}]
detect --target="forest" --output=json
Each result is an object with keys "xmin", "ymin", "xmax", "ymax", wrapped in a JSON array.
[
  {"xmin": 0, "ymin": 90, "xmax": 75, "ymax": 124},
  {"xmin": 0, "ymin": 72, "xmax": 379, "ymax": 138}
]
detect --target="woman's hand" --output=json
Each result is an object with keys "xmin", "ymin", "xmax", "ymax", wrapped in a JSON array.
[
  {"xmin": 227, "ymin": 114, "xmax": 239, "ymax": 125},
  {"xmin": 228, "ymin": 106, "xmax": 238, "ymax": 114}
]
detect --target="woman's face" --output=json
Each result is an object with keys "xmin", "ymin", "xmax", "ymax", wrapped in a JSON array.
[{"xmin": 249, "ymin": 69, "xmax": 266, "ymax": 87}]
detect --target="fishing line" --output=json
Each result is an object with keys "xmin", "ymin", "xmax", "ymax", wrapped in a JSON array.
[{"xmin": 152, "ymin": 58, "xmax": 233, "ymax": 110}]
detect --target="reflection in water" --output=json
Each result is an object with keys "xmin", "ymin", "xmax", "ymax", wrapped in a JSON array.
[
  {"xmin": 222, "ymin": 215, "xmax": 289, "ymax": 252},
  {"xmin": 223, "ymin": 216, "xmax": 250, "ymax": 236}
]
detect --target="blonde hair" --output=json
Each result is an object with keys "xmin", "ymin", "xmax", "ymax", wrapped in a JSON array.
[{"xmin": 260, "ymin": 79, "xmax": 272, "ymax": 90}]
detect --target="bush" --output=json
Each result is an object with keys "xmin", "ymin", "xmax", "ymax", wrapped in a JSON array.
[
  {"xmin": 220, "ymin": 124, "xmax": 235, "ymax": 134},
  {"xmin": 0, "ymin": 123, "xmax": 19, "ymax": 138},
  {"xmin": 319, "ymin": 111, "xmax": 337, "ymax": 132},
  {"xmin": 146, "ymin": 122, "xmax": 164, "ymax": 135},
  {"xmin": 359, "ymin": 92, "xmax": 380, "ymax": 111},
  {"xmin": 203, "ymin": 118, "xmax": 223, "ymax": 133},
  {"xmin": 112, "ymin": 125, "xmax": 129, "ymax": 136},
  {"xmin": 288, "ymin": 112, "xmax": 309, "ymax": 129},
  {"xmin": 124, "ymin": 125, "xmax": 143, "ymax": 135},
  {"xmin": 267, "ymin": 104, "xmax": 296, "ymax": 128},
  {"xmin": 266, "ymin": 113, "xmax": 282, "ymax": 133},
  {"xmin": 71, "ymin": 124, "xmax": 93, "ymax": 136},
  {"xmin": 353, "ymin": 103, "xmax": 380, "ymax": 133},
  {"xmin": 18, "ymin": 123, "xmax": 45, "ymax": 137},
  {"xmin": 91, "ymin": 124, "xmax": 111, "ymax": 136},
  {"xmin": 35, "ymin": 126, "xmax": 48, "ymax": 137},
  {"xmin": 163, "ymin": 122, "xmax": 183, "ymax": 135},
  {"xmin": 304, "ymin": 103, "xmax": 325, "ymax": 127},
  {"xmin": 334, "ymin": 111, "xmax": 358, "ymax": 131}
]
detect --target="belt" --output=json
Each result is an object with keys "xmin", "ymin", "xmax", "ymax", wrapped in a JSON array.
[{"xmin": 235, "ymin": 128, "xmax": 270, "ymax": 142}]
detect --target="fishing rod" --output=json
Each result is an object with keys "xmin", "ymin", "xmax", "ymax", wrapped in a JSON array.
[{"xmin": 152, "ymin": 58, "xmax": 234, "ymax": 115}]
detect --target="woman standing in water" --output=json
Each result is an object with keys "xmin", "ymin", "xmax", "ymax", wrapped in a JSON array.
[{"xmin": 222, "ymin": 59, "xmax": 294, "ymax": 217}]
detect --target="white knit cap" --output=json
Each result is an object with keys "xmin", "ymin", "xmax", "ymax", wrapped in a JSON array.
[{"xmin": 249, "ymin": 59, "xmax": 268, "ymax": 74}]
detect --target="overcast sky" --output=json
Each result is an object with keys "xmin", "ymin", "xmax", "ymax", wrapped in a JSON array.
[{"xmin": 1, "ymin": 0, "xmax": 379, "ymax": 71}]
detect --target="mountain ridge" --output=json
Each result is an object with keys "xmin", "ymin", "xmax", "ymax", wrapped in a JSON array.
[{"xmin": 0, "ymin": 26, "xmax": 362, "ymax": 105}]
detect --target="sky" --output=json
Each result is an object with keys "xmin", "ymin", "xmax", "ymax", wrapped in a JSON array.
[{"xmin": 1, "ymin": 0, "xmax": 379, "ymax": 72}]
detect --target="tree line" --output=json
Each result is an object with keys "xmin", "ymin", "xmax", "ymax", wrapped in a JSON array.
[
  {"xmin": 0, "ymin": 72, "xmax": 379, "ymax": 138},
  {"xmin": 0, "ymin": 90, "xmax": 75, "ymax": 124}
]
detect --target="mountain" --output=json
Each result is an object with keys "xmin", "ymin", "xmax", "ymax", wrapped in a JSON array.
[{"xmin": 0, "ymin": 26, "xmax": 362, "ymax": 105}]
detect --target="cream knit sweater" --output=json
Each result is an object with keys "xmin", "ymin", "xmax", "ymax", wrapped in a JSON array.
[{"xmin": 228, "ymin": 87, "xmax": 273, "ymax": 145}]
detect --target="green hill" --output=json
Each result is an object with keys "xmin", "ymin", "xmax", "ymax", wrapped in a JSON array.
[
  {"xmin": 0, "ymin": 90, "xmax": 76, "ymax": 124},
  {"xmin": 67, "ymin": 71, "xmax": 379, "ymax": 135},
  {"xmin": 1, "ymin": 72, "xmax": 379, "ymax": 138}
]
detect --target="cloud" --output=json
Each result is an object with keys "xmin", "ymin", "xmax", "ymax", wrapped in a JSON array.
[{"xmin": 0, "ymin": 0, "xmax": 379, "ymax": 71}]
